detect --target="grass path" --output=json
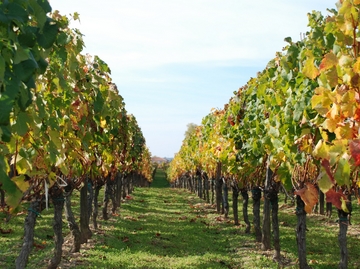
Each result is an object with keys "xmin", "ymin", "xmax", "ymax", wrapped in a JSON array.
[
  {"xmin": 1, "ymin": 169, "xmax": 360, "ymax": 268},
  {"xmin": 70, "ymin": 169, "xmax": 268, "ymax": 269}
]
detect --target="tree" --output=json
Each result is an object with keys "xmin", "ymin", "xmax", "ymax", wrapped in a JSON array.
[{"xmin": 184, "ymin": 123, "xmax": 198, "ymax": 139}]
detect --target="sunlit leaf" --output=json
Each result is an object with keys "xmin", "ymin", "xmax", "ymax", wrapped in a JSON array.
[
  {"xmin": 313, "ymin": 140, "xmax": 329, "ymax": 160},
  {"xmin": 326, "ymin": 188, "xmax": 347, "ymax": 211},
  {"xmin": 294, "ymin": 183, "xmax": 319, "ymax": 214},
  {"xmin": 318, "ymin": 170, "xmax": 334, "ymax": 193},
  {"xmin": 303, "ymin": 54, "xmax": 319, "ymax": 79},
  {"xmin": 334, "ymin": 124, "xmax": 354, "ymax": 140},
  {"xmin": 319, "ymin": 52, "xmax": 338, "ymax": 71},
  {"xmin": 334, "ymin": 157, "xmax": 350, "ymax": 186}
]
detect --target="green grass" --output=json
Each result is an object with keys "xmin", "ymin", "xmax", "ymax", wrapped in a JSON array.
[{"xmin": 1, "ymin": 169, "xmax": 360, "ymax": 268}]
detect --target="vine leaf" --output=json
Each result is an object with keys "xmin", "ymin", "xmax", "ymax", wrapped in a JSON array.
[
  {"xmin": 319, "ymin": 52, "xmax": 338, "ymax": 71},
  {"xmin": 349, "ymin": 139, "xmax": 360, "ymax": 165},
  {"xmin": 321, "ymin": 159, "xmax": 335, "ymax": 184},
  {"xmin": 294, "ymin": 183, "xmax": 319, "ymax": 213},
  {"xmin": 11, "ymin": 175, "xmax": 30, "ymax": 192},
  {"xmin": 318, "ymin": 169, "xmax": 334, "ymax": 193},
  {"xmin": 325, "ymin": 188, "xmax": 348, "ymax": 212},
  {"xmin": 303, "ymin": 53, "xmax": 320, "ymax": 79}
]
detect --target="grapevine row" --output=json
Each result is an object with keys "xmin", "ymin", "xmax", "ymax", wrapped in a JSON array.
[
  {"xmin": 168, "ymin": 1, "xmax": 360, "ymax": 268},
  {"xmin": 0, "ymin": 1, "xmax": 153, "ymax": 268}
]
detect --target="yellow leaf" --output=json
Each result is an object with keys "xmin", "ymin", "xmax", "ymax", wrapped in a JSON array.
[
  {"xmin": 303, "ymin": 55, "xmax": 320, "ymax": 80},
  {"xmin": 49, "ymin": 172, "xmax": 57, "ymax": 188},
  {"xmin": 341, "ymin": 197, "xmax": 349, "ymax": 213},
  {"xmin": 11, "ymin": 175, "xmax": 29, "ymax": 192},
  {"xmin": 334, "ymin": 123, "xmax": 354, "ymax": 139},
  {"xmin": 323, "ymin": 118, "xmax": 337, "ymax": 132},
  {"xmin": 319, "ymin": 52, "xmax": 338, "ymax": 71},
  {"xmin": 313, "ymin": 140, "xmax": 330, "ymax": 160},
  {"xmin": 100, "ymin": 118, "xmax": 106, "ymax": 128},
  {"xmin": 353, "ymin": 57, "xmax": 360, "ymax": 73}
]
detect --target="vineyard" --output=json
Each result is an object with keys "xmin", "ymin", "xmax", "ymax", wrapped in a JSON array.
[
  {"xmin": 168, "ymin": 1, "xmax": 360, "ymax": 269},
  {"xmin": 0, "ymin": 1, "xmax": 152, "ymax": 269},
  {"xmin": 1, "ymin": 0, "xmax": 360, "ymax": 268}
]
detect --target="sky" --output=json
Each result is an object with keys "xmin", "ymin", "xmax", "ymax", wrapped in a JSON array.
[{"xmin": 50, "ymin": 0, "xmax": 333, "ymax": 158}]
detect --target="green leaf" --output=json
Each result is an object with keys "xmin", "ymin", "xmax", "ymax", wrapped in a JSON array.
[
  {"xmin": 0, "ymin": 166, "xmax": 17, "ymax": 196},
  {"xmin": 13, "ymin": 112, "xmax": 30, "ymax": 136},
  {"xmin": 0, "ymin": 83, "xmax": 20, "ymax": 126},
  {"xmin": 36, "ymin": 0, "xmax": 52, "ymax": 14},
  {"xmin": 0, "ymin": 55, "xmax": 5, "ymax": 80},
  {"xmin": 13, "ymin": 59, "xmax": 38, "ymax": 82},
  {"xmin": 334, "ymin": 158, "xmax": 350, "ymax": 186},
  {"xmin": 14, "ymin": 47, "xmax": 31, "ymax": 64},
  {"xmin": 49, "ymin": 129, "xmax": 62, "ymax": 148},
  {"xmin": 0, "ymin": 126, "xmax": 12, "ymax": 142},
  {"xmin": 29, "ymin": 0, "xmax": 47, "ymax": 29},
  {"xmin": 18, "ymin": 26, "xmax": 37, "ymax": 47},
  {"xmin": 318, "ymin": 169, "xmax": 334, "ymax": 193},
  {"xmin": 37, "ymin": 18, "xmax": 58, "ymax": 49},
  {"xmin": 6, "ymin": 2, "xmax": 29, "ymax": 23}
]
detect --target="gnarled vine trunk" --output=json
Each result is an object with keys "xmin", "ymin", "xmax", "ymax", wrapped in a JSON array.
[
  {"xmin": 93, "ymin": 184, "xmax": 102, "ymax": 229},
  {"xmin": 296, "ymin": 195, "xmax": 310, "ymax": 269},
  {"xmin": 204, "ymin": 173, "xmax": 210, "ymax": 203},
  {"xmin": 319, "ymin": 190, "xmax": 325, "ymax": 215},
  {"xmin": 48, "ymin": 190, "xmax": 65, "ymax": 269},
  {"xmin": 16, "ymin": 199, "xmax": 43, "ymax": 269},
  {"xmin": 215, "ymin": 163, "xmax": 223, "ymax": 213},
  {"xmin": 269, "ymin": 183, "xmax": 280, "ymax": 261},
  {"xmin": 241, "ymin": 188, "xmax": 250, "ymax": 233},
  {"xmin": 261, "ymin": 166, "xmax": 272, "ymax": 251},
  {"xmin": 252, "ymin": 186, "xmax": 262, "ymax": 242},
  {"xmin": 80, "ymin": 178, "xmax": 92, "ymax": 243},
  {"xmin": 338, "ymin": 193, "xmax": 351, "ymax": 269},
  {"xmin": 64, "ymin": 189, "xmax": 81, "ymax": 253},
  {"xmin": 222, "ymin": 178, "xmax": 229, "ymax": 218},
  {"xmin": 231, "ymin": 182, "xmax": 239, "ymax": 226}
]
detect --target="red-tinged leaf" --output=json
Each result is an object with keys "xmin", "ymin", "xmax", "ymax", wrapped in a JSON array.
[
  {"xmin": 294, "ymin": 183, "xmax": 319, "ymax": 213},
  {"xmin": 155, "ymin": 233, "xmax": 161, "ymax": 237},
  {"xmin": 349, "ymin": 139, "xmax": 360, "ymax": 166},
  {"xmin": 326, "ymin": 188, "xmax": 347, "ymax": 210},
  {"xmin": 354, "ymin": 106, "xmax": 360, "ymax": 122},
  {"xmin": 125, "ymin": 195, "xmax": 132, "ymax": 200},
  {"xmin": 227, "ymin": 116, "xmax": 235, "ymax": 126},
  {"xmin": 319, "ymin": 52, "xmax": 338, "ymax": 71},
  {"xmin": 321, "ymin": 159, "xmax": 335, "ymax": 184}
]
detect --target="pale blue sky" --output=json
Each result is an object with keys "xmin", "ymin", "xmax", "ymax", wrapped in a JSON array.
[{"xmin": 51, "ymin": 0, "xmax": 332, "ymax": 158}]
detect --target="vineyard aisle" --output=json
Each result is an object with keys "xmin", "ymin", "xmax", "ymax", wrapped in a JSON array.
[{"xmin": 57, "ymin": 168, "xmax": 276, "ymax": 269}]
